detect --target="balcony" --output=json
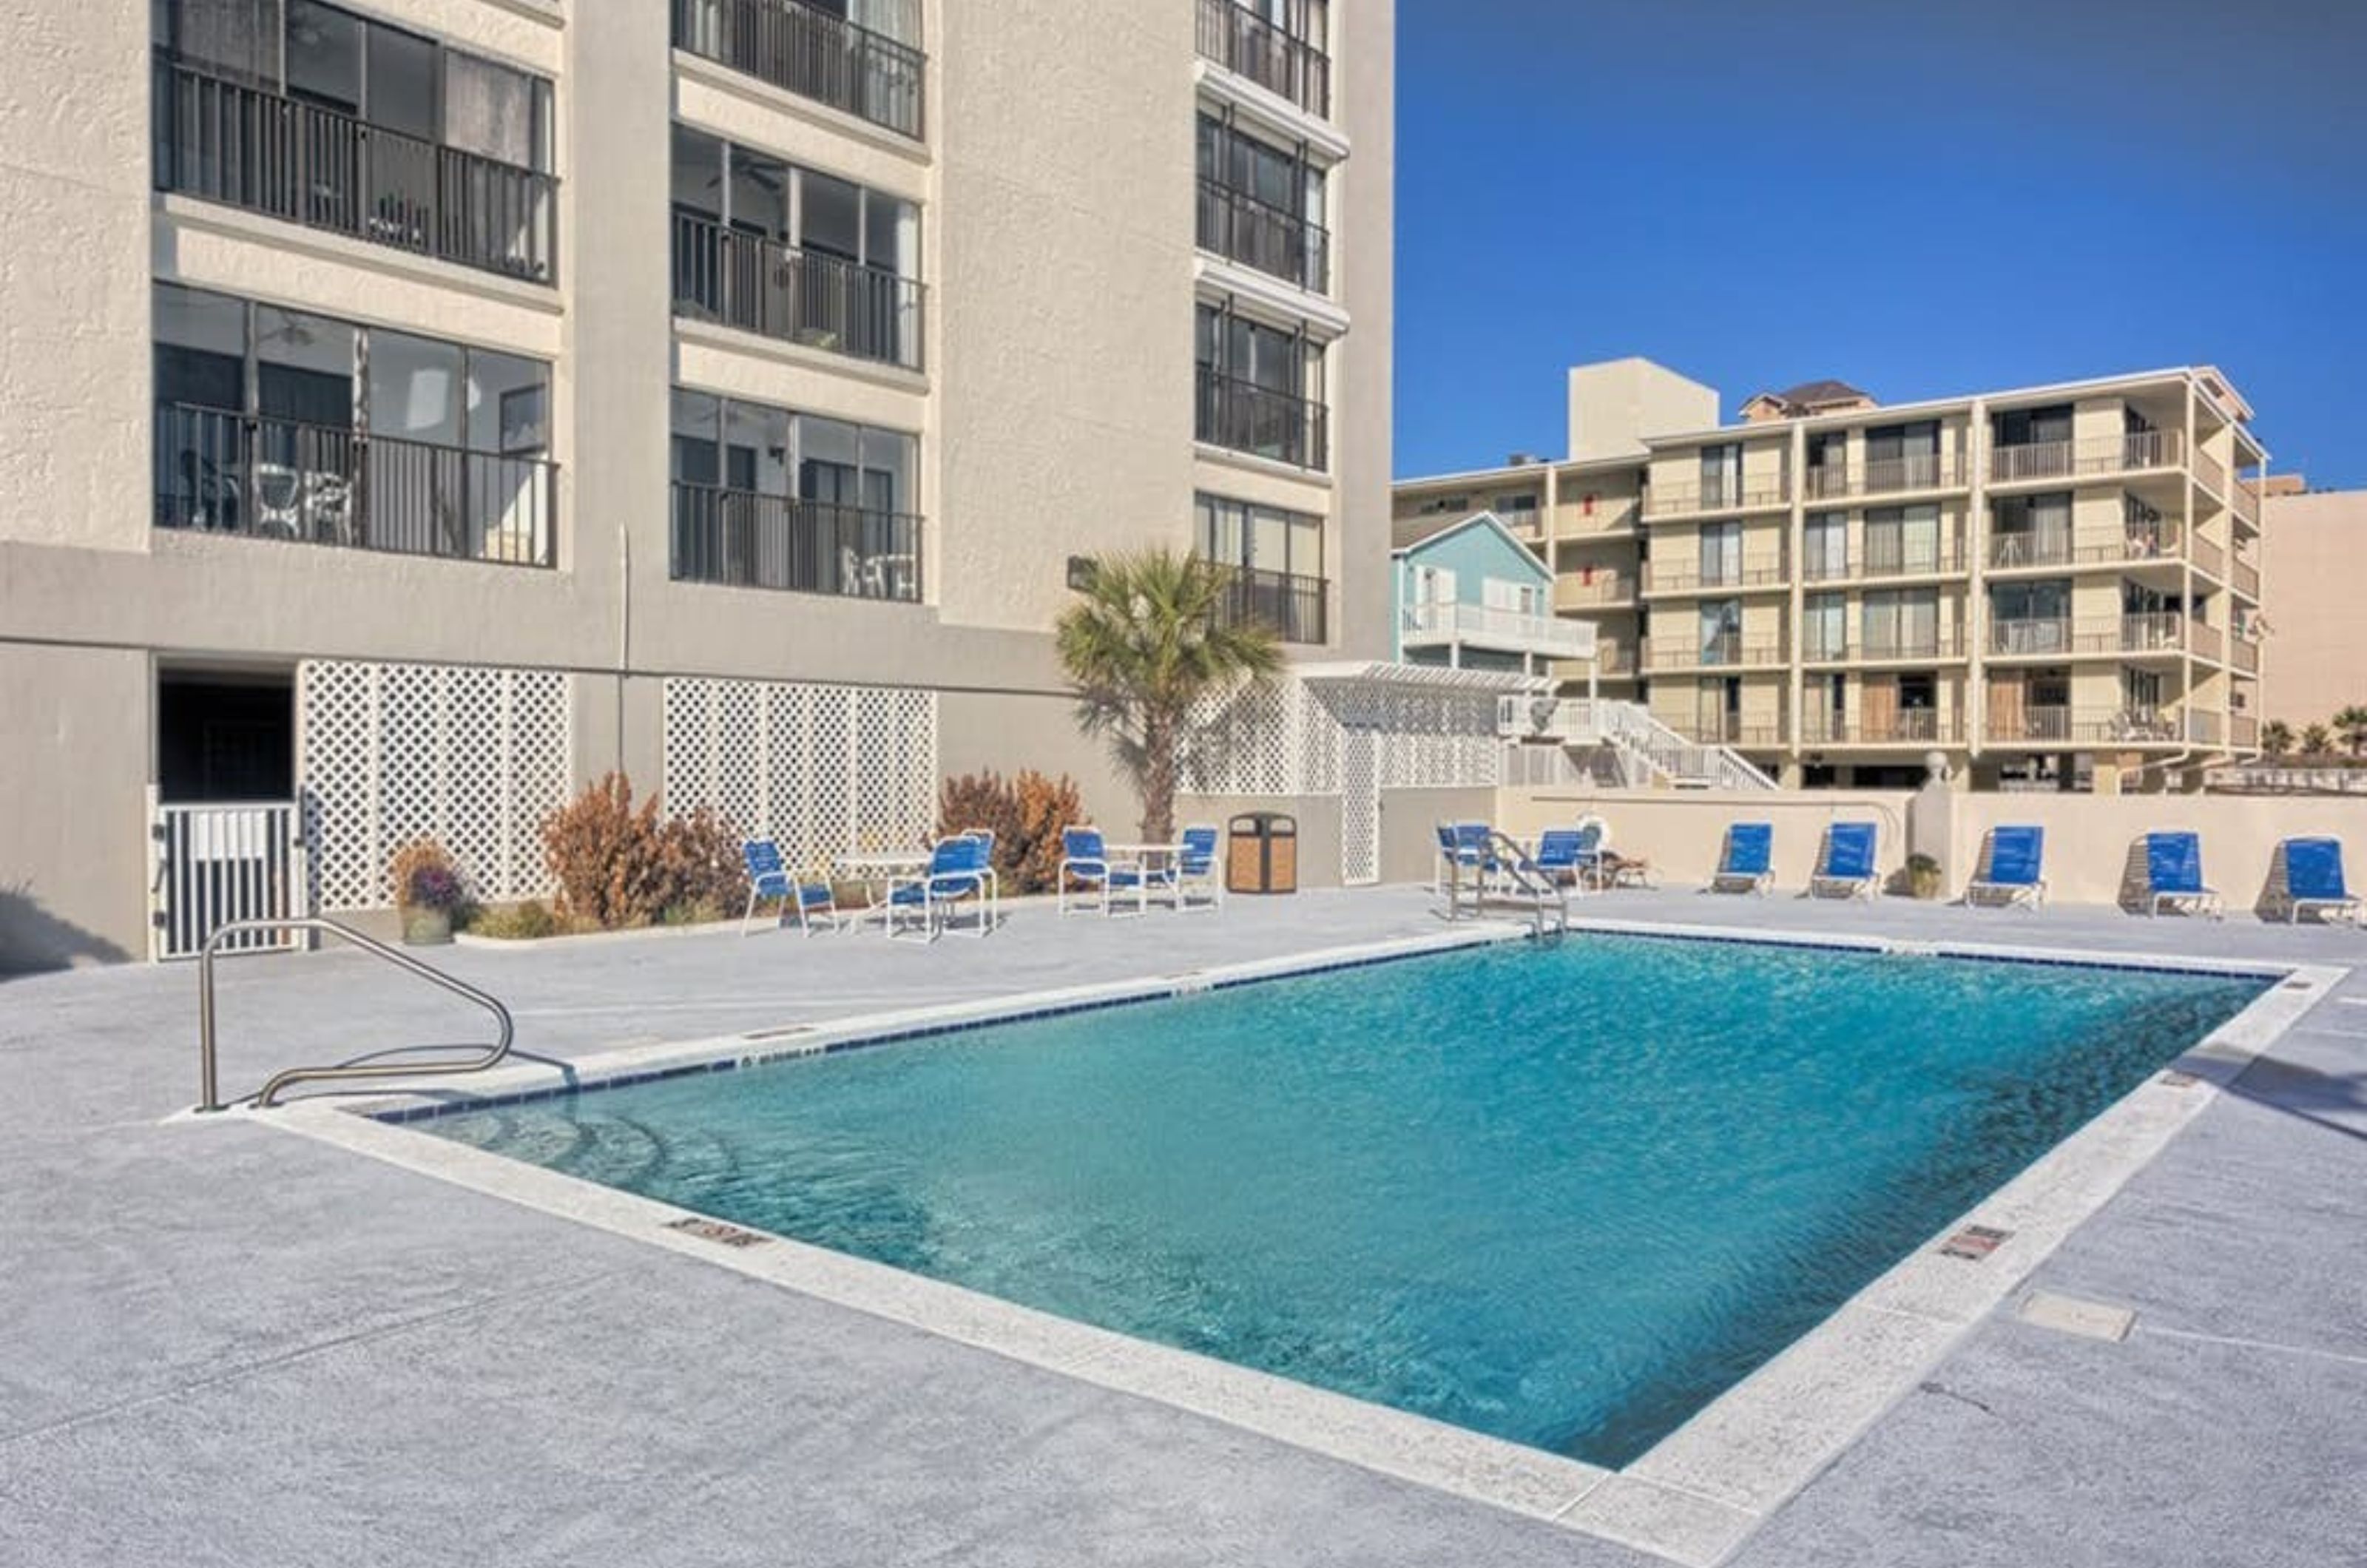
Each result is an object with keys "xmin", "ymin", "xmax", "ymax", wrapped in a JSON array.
[
  {"xmin": 1197, "ymin": 178, "xmax": 1329, "ymax": 294},
  {"xmin": 1986, "ymin": 524, "xmax": 2180, "ymax": 570},
  {"xmin": 155, "ymin": 403, "xmax": 554, "ymax": 567},
  {"xmin": 1682, "ymin": 717, "xmax": 1789, "ymax": 748},
  {"xmin": 1556, "ymin": 499, "xmax": 1641, "ymax": 536},
  {"xmin": 1802, "ymin": 627, "xmax": 1968, "ymax": 664},
  {"xmin": 2189, "ymin": 534, "xmax": 2226, "ymax": 581},
  {"xmin": 2232, "ymin": 713, "xmax": 2260, "ymax": 749},
  {"xmin": 1803, "ymin": 541, "xmax": 1968, "ymax": 583},
  {"xmin": 1641, "ymin": 556, "xmax": 1791, "ymax": 594},
  {"xmin": 1641, "ymin": 635, "xmax": 1787, "ymax": 672},
  {"xmin": 1215, "ymin": 566, "xmax": 1328, "ymax": 644},
  {"xmin": 671, "ymin": 483, "xmax": 920, "ymax": 600},
  {"xmin": 2185, "ymin": 618, "xmax": 2223, "ymax": 661},
  {"xmin": 672, "ymin": 212, "xmax": 924, "ymax": 370},
  {"xmin": 1197, "ymin": 0, "xmax": 1331, "ymax": 118},
  {"xmin": 2232, "ymin": 635, "xmax": 2261, "ymax": 675},
  {"xmin": 1555, "ymin": 572, "xmax": 1638, "ymax": 609},
  {"xmin": 2233, "ymin": 479, "xmax": 2263, "ymax": 528},
  {"xmin": 1801, "ymin": 712, "xmax": 1959, "ymax": 746},
  {"xmin": 1987, "ymin": 615, "xmax": 2190, "ymax": 658},
  {"xmin": 1401, "ymin": 601, "xmax": 1594, "ymax": 661},
  {"xmin": 2232, "ymin": 555, "xmax": 2260, "ymax": 598},
  {"xmin": 152, "ymin": 58, "xmax": 557, "ymax": 285},
  {"xmin": 1988, "ymin": 707, "xmax": 2185, "ymax": 746},
  {"xmin": 1806, "ymin": 453, "xmax": 1971, "ymax": 501},
  {"xmin": 1642, "ymin": 476, "xmax": 1790, "ymax": 518},
  {"xmin": 2192, "ymin": 447, "xmax": 2228, "ymax": 499},
  {"xmin": 1988, "ymin": 429, "xmax": 2185, "ymax": 483},
  {"xmin": 1197, "ymin": 367, "xmax": 1328, "ymax": 470},
  {"xmin": 672, "ymin": 0, "xmax": 925, "ymax": 139}
]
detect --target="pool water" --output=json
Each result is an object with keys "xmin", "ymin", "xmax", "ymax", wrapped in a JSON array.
[{"xmin": 425, "ymin": 936, "xmax": 2265, "ymax": 1466}]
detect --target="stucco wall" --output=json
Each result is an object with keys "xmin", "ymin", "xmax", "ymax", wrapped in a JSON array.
[
  {"xmin": 2258, "ymin": 488, "xmax": 2366, "ymax": 726},
  {"xmin": 1947, "ymin": 791, "xmax": 2367, "ymax": 911},
  {"xmin": 0, "ymin": 644, "xmax": 149, "ymax": 970},
  {"xmin": 1497, "ymin": 788, "xmax": 1917, "ymax": 889}
]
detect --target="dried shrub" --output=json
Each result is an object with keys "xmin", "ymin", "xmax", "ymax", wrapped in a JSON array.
[
  {"xmin": 540, "ymin": 774, "xmax": 750, "ymax": 930},
  {"xmin": 463, "ymin": 900, "xmax": 559, "ymax": 941},
  {"xmin": 388, "ymin": 838, "xmax": 465, "ymax": 913},
  {"xmin": 936, "ymin": 769, "xmax": 1087, "ymax": 895}
]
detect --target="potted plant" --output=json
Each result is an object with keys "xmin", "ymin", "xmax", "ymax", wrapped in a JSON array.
[
  {"xmin": 1906, "ymin": 852, "xmax": 1945, "ymax": 902},
  {"xmin": 391, "ymin": 839, "xmax": 465, "ymax": 945}
]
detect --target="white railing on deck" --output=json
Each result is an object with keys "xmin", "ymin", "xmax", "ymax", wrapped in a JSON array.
[
  {"xmin": 1502, "ymin": 697, "xmax": 1778, "ymax": 791},
  {"xmin": 1403, "ymin": 601, "xmax": 1596, "ymax": 658}
]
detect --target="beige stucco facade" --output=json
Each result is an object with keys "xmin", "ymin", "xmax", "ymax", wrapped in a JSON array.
[
  {"xmin": 1398, "ymin": 362, "xmax": 2269, "ymax": 793},
  {"xmin": 2256, "ymin": 487, "xmax": 2367, "ymax": 729},
  {"xmin": 0, "ymin": 0, "xmax": 1394, "ymax": 967}
]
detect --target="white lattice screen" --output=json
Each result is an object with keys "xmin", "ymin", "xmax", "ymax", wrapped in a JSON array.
[
  {"xmin": 1184, "ymin": 677, "xmax": 1503, "ymax": 798},
  {"xmin": 662, "ymin": 678, "xmax": 939, "ymax": 871},
  {"xmin": 298, "ymin": 660, "xmax": 574, "ymax": 909}
]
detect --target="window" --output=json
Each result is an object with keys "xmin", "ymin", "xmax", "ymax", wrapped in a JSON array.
[
  {"xmin": 1483, "ymin": 578, "xmax": 1542, "ymax": 618},
  {"xmin": 1803, "ymin": 513, "xmax": 1848, "ymax": 579},
  {"xmin": 1195, "ymin": 493, "xmax": 1326, "ymax": 642},
  {"xmin": 1195, "ymin": 305, "xmax": 1326, "ymax": 468},
  {"xmin": 1698, "ymin": 521, "xmax": 1742, "ymax": 584},
  {"xmin": 1862, "ymin": 589, "xmax": 1939, "ymax": 657},
  {"xmin": 1804, "ymin": 592, "xmax": 1846, "ymax": 660},
  {"xmin": 1495, "ymin": 492, "xmax": 1541, "ymax": 518},
  {"xmin": 1700, "ymin": 442, "xmax": 1742, "ymax": 506},
  {"xmin": 1993, "ymin": 493, "xmax": 2072, "ymax": 567},
  {"xmin": 1864, "ymin": 504, "xmax": 1940, "ymax": 573},
  {"xmin": 1995, "ymin": 404, "xmax": 2073, "ymax": 446}
]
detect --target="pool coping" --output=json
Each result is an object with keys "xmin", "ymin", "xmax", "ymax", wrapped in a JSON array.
[{"xmin": 226, "ymin": 919, "xmax": 2342, "ymax": 1568}]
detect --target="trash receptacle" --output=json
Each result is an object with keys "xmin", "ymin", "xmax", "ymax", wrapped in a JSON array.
[{"xmin": 1226, "ymin": 812, "xmax": 1298, "ymax": 895}]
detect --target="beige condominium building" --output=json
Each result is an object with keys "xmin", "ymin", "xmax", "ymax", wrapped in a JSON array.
[
  {"xmin": 0, "ymin": 0, "xmax": 1393, "ymax": 966},
  {"xmin": 2256, "ymin": 478, "xmax": 2367, "ymax": 728},
  {"xmin": 1395, "ymin": 358, "xmax": 2269, "ymax": 791}
]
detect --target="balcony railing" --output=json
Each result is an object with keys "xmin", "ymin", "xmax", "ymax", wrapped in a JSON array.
[
  {"xmin": 1641, "ymin": 556, "xmax": 1791, "ymax": 593},
  {"xmin": 1641, "ymin": 635, "xmax": 1787, "ymax": 671},
  {"xmin": 2232, "ymin": 635, "xmax": 2260, "ymax": 675},
  {"xmin": 1806, "ymin": 452, "xmax": 1971, "ymax": 501},
  {"xmin": 2233, "ymin": 479, "xmax": 2263, "ymax": 527},
  {"xmin": 1682, "ymin": 717, "xmax": 1789, "ymax": 748},
  {"xmin": 1987, "ymin": 525, "xmax": 2180, "ymax": 570},
  {"xmin": 2233, "ymin": 556, "xmax": 2260, "ymax": 598},
  {"xmin": 1196, "ymin": 367, "xmax": 1328, "ymax": 470},
  {"xmin": 671, "ymin": 482, "xmax": 921, "ymax": 600},
  {"xmin": 1803, "ymin": 541, "xmax": 1968, "ymax": 581},
  {"xmin": 2185, "ymin": 618, "xmax": 2222, "ymax": 660},
  {"xmin": 2189, "ymin": 535, "xmax": 2226, "ymax": 581},
  {"xmin": 155, "ymin": 402, "xmax": 554, "ymax": 567},
  {"xmin": 1988, "ymin": 429, "xmax": 2185, "ymax": 482},
  {"xmin": 1400, "ymin": 601, "xmax": 1593, "ymax": 658},
  {"xmin": 1803, "ymin": 627, "xmax": 1967, "ymax": 663},
  {"xmin": 672, "ymin": 0, "xmax": 925, "ymax": 139},
  {"xmin": 1988, "ymin": 707, "xmax": 2184, "ymax": 746},
  {"xmin": 1556, "ymin": 573, "xmax": 1637, "ymax": 608},
  {"xmin": 1556, "ymin": 499, "xmax": 1642, "ymax": 535},
  {"xmin": 2192, "ymin": 447, "xmax": 2228, "ymax": 499},
  {"xmin": 1197, "ymin": 178, "xmax": 1328, "ymax": 294},
  {"xmin": 1987, "ymin": 615, "xmax": 2191, "ymax": 657},
  {"xmin": 1641, "ymin": 476, "xmax": 1790, "ymax": 517},
  {"xmin": 1197, "ymin": 0, "xmax": 1331, "ymax": 118},
  {"xmin": 2185, "ymin": 708, "xmax": 2224, "ymax": 745},
  {"xmin": 1215, "ymin": 565, "xmax": 1328, "ymax": 644},
  {"xmin": 2232, "ymin": 713, "xmax": 2260, "ymax": 749},
  {"xmin": 153, "ymin": 58, "xmax": 557, "ymax": 285},
  {"xmin": 1801, "ymin": 712, "xmax": 1959, "ymax": 746},
  {"xmin": 672, "ymin": 212, "xmax": 923, "ymax": 370}
]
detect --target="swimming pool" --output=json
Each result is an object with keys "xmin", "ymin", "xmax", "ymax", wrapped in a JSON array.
[{"xmin": 421, "ymin": 934, "xmax": 2266, "ymax": 1467}]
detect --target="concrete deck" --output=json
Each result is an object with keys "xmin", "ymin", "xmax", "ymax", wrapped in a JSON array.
[{"xmin": 4, "ymin": 887, "xmax": 2363, "ymax": 1566}]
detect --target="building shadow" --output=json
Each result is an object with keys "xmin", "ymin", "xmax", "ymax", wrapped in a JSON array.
[
  {"xmin": 0, "ymin": 885, "xmax": 133, "ymax": 976},
  {"xmin": 2218, "ymin": 1056, "xmax": 2367, "ymax": 1149}
]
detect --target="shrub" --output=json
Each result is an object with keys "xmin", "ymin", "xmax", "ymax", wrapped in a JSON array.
[
  {"xmin": 465, "ymin": 900, "xmax": 559, "ymax": 941},
  {"xmin": 936, "ymin": 769, "xmax": 1088, "ymax": 895},
  {"xmin": 541, "ymin": 774, "xmax": 751, "ymax": 930},
  {"xmin": 389, "ymin": 838, "xmax": 465, "ymax": 913}
]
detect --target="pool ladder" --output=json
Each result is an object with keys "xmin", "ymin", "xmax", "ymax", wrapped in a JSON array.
[
  {"xmin": 196, "ymin": 916, "xmax": 516, "ymax": 1112},
  {"xmin": 1442, "ymin": 831, "xmax": 1570, "ymax": 938}
]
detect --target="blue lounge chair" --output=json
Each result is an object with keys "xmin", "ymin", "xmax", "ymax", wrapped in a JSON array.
[
  {"xmin": 1060, "ymin": 827, "xmax": 1149, "ymax": 916},
  {"xmin": 886, "ymin": 837, "xmax": 994, "ymax": 940},
  {"xmin": 1532, "ymin": 828, "xmax": 1588, "ymax": 888},
  {"xmin": 740, "ymin": 839, "xmax": 840, "ymax": 936},
  {"xmin": 1809, "ymin": 822, "xmax": 1881, "ymax": 902},
  {"xmin": 1162, "ymin": 824, "xmax": 1223, "ymax": 912},
  {"xmin": 2274, "ymin": 837, "xmax": 2360, "ymax": 925},
  {"xmin": 1967, "ymin": 825, "xmax": 2047, "ymax": 910},
  {"xmin": 1708, "ymin": 822, "xmax": 1774, "ymax": 896},
  {"xmin": 2139, "ymin": 832, "xmax": 2222, "ymax": 919}
]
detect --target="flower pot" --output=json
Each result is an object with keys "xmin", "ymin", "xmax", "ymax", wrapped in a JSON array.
[
  {"xmin": 1908, "ymin": 867, "xmax": 1944, "ymax": 902},
  {"xmin": 402, "ymin": 906, "xmax": 454, "ymax": 946}
]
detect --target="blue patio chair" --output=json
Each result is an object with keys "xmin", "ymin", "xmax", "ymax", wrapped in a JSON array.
[
  {"xmin": 2273, "ymin": 837, "xmax": 2360, "ymax": 925},
  {"xmin": 956, "ymin": 826, "xmax": 1002, "ymax": 903},
  {"xmin": 1809, "ymin": 822, "xmax": 1881, "ymax": 902},
  {"xmin": 1531, "ymin": 828, "xmax": 1587, "ymax": 888},
  {"xmin": 885, "ymin": 836, "xmax": 994, "ymax": 941},
  {"xmin": 1707, "ymin": 822, "xmax": 1774, "ymax": 896},
  {"xmin": 1967, "ymin": 825, "xmax": 2047, "ymax": 910},
  {"xmin": 1164, "ymin": 823, "xmax": 1223, "ymax": 913},
  {"xmin": 2139, "ymin": 831, "xmax": 2223, "ymax": 919},
  {"xmin": 740, "ymin": 839, "xmax": 840, "ymax": 936},
  {"xmin": 1059, "ymin": 826, "xmax": 1149, "ymax": 916}
]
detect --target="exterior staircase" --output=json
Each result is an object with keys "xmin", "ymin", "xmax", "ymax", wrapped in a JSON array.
[{"xmin": 1499, "ymin": 697, "xmax": 1780, "ymax": 792}]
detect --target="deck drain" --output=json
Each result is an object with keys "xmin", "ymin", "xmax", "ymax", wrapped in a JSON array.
[
  {"xmin": 2159, "ymin": 1069, "xmax": 2202, "ymax": 1088},
  {"xmin": 1939, "ymin": 1225, "xmax": 2012, "ymax": 1262},
  {"xmin": 665, "ymin": 1216, "xmax": 771, "ymax": 1249},
  {"xmin": 2019, "ymin": 1291, "xmax": 2135, "ymax": 1342}
]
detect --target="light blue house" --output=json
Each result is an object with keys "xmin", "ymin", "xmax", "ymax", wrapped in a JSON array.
[{"xmin": 1391, "ymin": 511, "xmax": 1596, "ymax": 678}]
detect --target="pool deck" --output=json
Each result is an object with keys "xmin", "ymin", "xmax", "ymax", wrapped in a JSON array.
[{"xmin": 4, "ymin": 885, "xmax": 2363, "ymax": 1567}]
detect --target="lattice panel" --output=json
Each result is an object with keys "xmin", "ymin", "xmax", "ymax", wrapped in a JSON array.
[
  {"xmin": 663, "ymin": 678, "xmax": 939, "ymax": 873},
  {"xmin": 298, "ymin": 661, "xmax": 574, "ymax": 910},
  {"xmin": 1185, "ymin": 678, "xmax": 1504, "ymax": 798}
]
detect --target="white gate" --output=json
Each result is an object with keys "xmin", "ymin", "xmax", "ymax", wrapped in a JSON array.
[{"xmin": 149, "ymin": 794, "xmax": 303, "ymax": 961}]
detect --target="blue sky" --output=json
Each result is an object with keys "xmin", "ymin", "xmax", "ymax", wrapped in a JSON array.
[{"xmin": 1394, "ymin": 0, "xmax": 2367, "ymax": 488}]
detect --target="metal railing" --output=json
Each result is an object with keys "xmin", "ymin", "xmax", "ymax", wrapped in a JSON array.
[
  {"xmin": 1801, "ymin": 712, "xmax": 1959, "ymax": 746},
  {"xmin": 1641, "ymin": 635, "xmax": 1787, "ymax": 670},
  {"xmin": 1986, "ymin": 616, "xmax": 2191, "ymax": 657},
  {"xmin": 1802, "ymin": 541, "xmax": 1967, "ymax": 581},
  {"xmin": 154, "ymin": 57, "xmax": 557, "ymax": 285},
  {"xmin": 1641, "ymin": 476, "xmax": 1791, "ymax": 517},
  {"xmin": 1196, "ymin": 366, "xmax": 1328, "ymax": 470},
  {"xmin": 671, "ymin": 483, "xmax": 922, "ymax": 601},
  {"xmin": 1859, "ymin": 450, "xmax": 1970, "ymax": 495},
  {"xmin": 1803, "ymin": 627, "xmax": 1966, "ymax": 663},
  {"xmin": 1987, "ymin": 526, "xmax": 2180, "ymax": 569},
  {"xmin": 197, "ymin": 916, "xmax": 514, "ymax": 1112},
  {"xmin": 1196, "ymin": 0, "xmax": 1331, "ymax": 117},
  {"xmin": 672, "ymin": 0, "xmax": 925, "ymax": 138},
  {"xmin": 152, "ymin": 800, "xmax": 302, "ymax": 962},
  {"xmin": 1401, "ymin": 601, "xmax": 1593, "ymax": 656},
  {"xmin": 1988, "ymin": 707, "xmax": 2183, "ymax": 746},
  {"xmin": 1641, "ymin": 557, "xmax": 1791, "ymax": 592},
  {"xmin": 1213, "ymin": 564, "xmax": 1328, "ymax": 643},
  {"xmin": 672, "ymin": 213, "xmax": 925, "ymax": 369},
  {"xmin": 1556, "ymin": 573, "xmax": 1637, "ymax": 607},
  {"xmin": 155, "ymin": 403, "xmax": 556, "ymax": 567},
  {"xmin": 2233, "ymin": 479, "xmax": 2263, "ymax": 527},
  {"xmin": 1556, "ymin": 499, "xmax": 1642, "ymax": 534},
  {"xmin": 1989, "ymin": 429, "xmax": 2185, "ymax": 482},
  {"xmin": 1197, "ymin": 178, "xmax": 1328, "ymax": 293}
]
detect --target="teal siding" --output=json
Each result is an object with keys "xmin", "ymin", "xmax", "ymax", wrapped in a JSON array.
[{"xmin": 1392, "ymin": 516, "xmax": 1553, "ymax": 661}]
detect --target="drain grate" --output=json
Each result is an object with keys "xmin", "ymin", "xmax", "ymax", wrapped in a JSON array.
[
  {"xmin": 2019, "ymin": 1291, "xmax": 2135, "ymax": 1342},
  {"xmin": 665, "ymin": 1216, "xmax": 771, "ymax": 1249},
  {"xmin": 1939, "ymin": 1225, "xmax": 2012, "ymax": 1262}
]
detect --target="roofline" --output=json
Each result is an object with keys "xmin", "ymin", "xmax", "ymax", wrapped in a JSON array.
[
  {"xmin": 1638, "ymin": 367, "xmax": 2246, "ymax": 447},
  {"xmin": 1388, "ymin": 510, "xmax": 1552, "ymax": 577},
  {"xmin": 1393, "ymin": 453, "xmax": 1641, "ymax": 489}
]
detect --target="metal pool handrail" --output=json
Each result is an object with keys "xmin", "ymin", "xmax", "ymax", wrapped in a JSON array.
[{"xmin": 197, "ymin": 917, "xmax": 515, "ymax": 1112}]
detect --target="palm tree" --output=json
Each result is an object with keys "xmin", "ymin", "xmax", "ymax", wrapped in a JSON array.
[
  {"xmin": 2302, "ymin": 723, "xmax": 2334, "ymax": 759},
  {"xmin": 2260, "ymin": 719, "xmax": 2294, "ymax": 759},
  {"xmin": 2334, "ymin": 706, "xmax": 2367, "ymax": 758},
  {"xmin": 1057, "ymin": 550, "xmax": 1283, "ymax": 842}
]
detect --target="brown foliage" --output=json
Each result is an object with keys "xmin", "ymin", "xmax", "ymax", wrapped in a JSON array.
[
  {"xmin": 388, "ymin": 837, "xmax": 464, "ymax": 913},
  {"xmin": 936, "ymin": 769, "xmax": 1088, "ymax": 895},
  {"xmin": 540, "ymin": 773, "xmax": 751, "ymax": 930}
]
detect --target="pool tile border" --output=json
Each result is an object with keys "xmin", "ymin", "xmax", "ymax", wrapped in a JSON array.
[{"xmin": 240, "ymin": 917, "xmax": 2343, "ymax": 1568}]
